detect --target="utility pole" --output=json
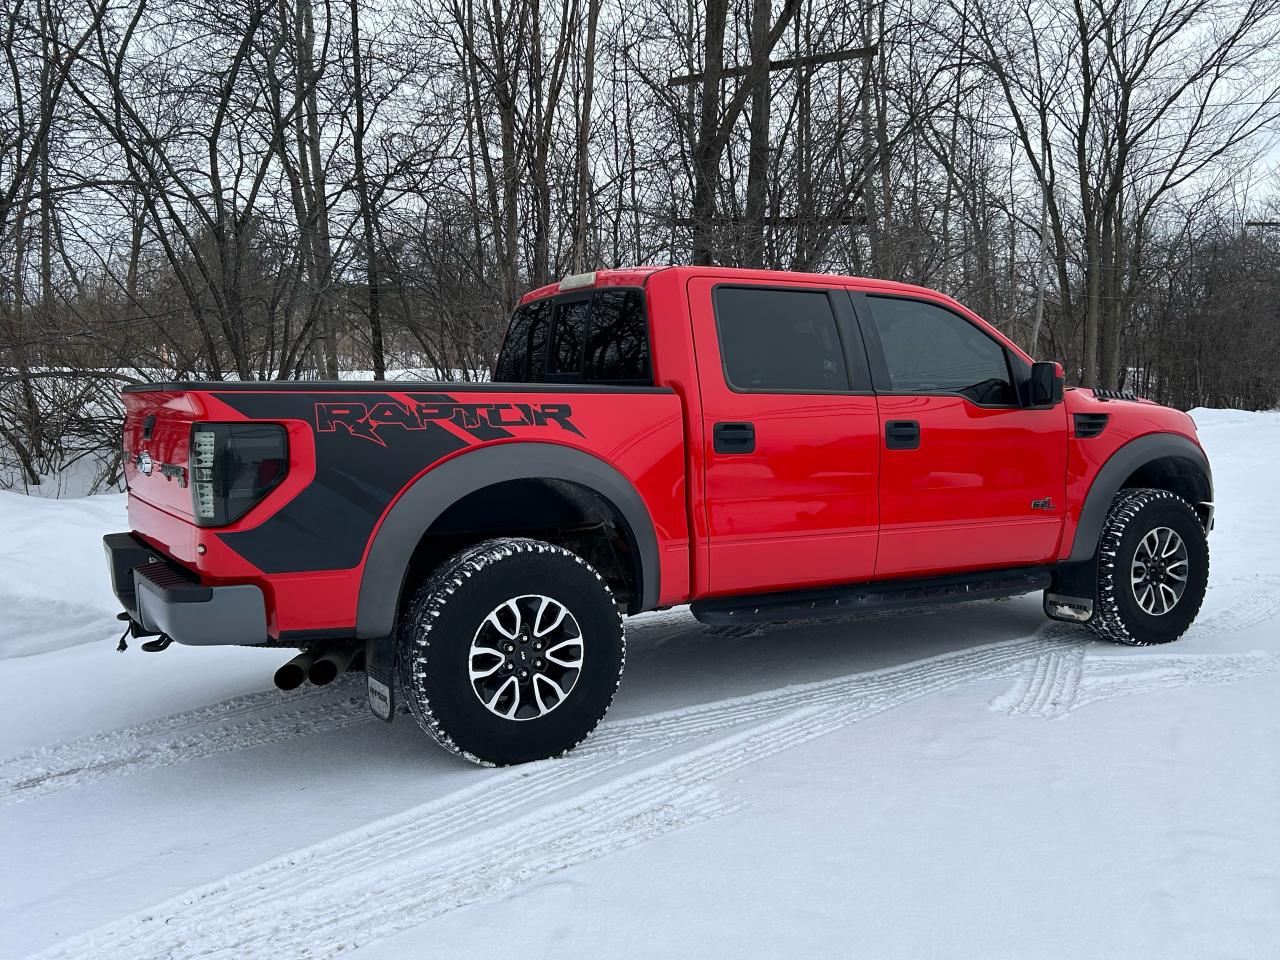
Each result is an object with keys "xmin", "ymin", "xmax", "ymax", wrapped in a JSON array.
[{"xmin": 667, "ymin": 2, "xmax": 877, "ymax": 265}]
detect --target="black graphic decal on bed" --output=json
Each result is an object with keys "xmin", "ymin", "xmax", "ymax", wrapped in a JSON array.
[{"xmin": 314, "ymin": 397, "xmax": 583, "ymax": 444}]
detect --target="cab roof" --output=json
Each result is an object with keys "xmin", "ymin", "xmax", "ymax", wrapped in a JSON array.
[
  {"xmin": 520, "ymin": 266, "xmax": 970, "ymax": 309},
  {"xmin": 519, "ymin": 266, "xmax": 1029, "ymax": 364}
]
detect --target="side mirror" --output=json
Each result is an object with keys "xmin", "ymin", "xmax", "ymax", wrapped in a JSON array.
[{"xmin": 1028, "ymin": 361, "xmax": 1064, "ymax": 407}]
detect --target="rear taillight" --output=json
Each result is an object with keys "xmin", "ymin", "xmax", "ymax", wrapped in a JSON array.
[{"xmin": 190, "ymin": 423, "xmax": 288, "ymax": 526}]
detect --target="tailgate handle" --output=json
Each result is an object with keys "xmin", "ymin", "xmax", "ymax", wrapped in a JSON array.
[
  {"xmin": 714, "ymin": 422, "xmax": 756, "ymax": 454},
  {"xmin": 885, "ymin": 420, "xmax": 920, "ymax": 450},
  {"xmin": 142, "ymin": 414, "xmax": 157, "ymax": 441}
]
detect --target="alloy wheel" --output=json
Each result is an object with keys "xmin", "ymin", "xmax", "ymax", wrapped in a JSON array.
[
  {"xmin": 469, "ymin": 595, "xmax": 585, "ymax": 720},
  {"xmin": 1130, "ymin": 526, "xmax": 1189, "ymax": 616}
]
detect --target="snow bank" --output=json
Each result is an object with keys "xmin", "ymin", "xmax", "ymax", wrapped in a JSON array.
[{"xmin": 0, "ymin": 491, "xmax": 126, "ymax": 658}]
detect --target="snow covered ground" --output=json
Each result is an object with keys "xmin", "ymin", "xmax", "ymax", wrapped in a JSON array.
[{"xmin": 1, "ymin": 408, "xmax": 1278, "ymax": 959}]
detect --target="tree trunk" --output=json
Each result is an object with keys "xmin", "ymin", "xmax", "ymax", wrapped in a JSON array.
[
  {"xmin": 690, "ymin": 0, "xmax": 728, "ymax": 266},
  {"xmin": 349, "ymin": 0, "xmax": 385, "ymax": 378},
  {"xmin": 742, "ymin": 0, "xmax": 771, "ymax": 268},
  {"xmin": 572, "ymin": 0, "xmax": 602, "ymax": 273},
  {"xmin": 297, "ymin": 0, "xmax": 338, "ymax": 378}
]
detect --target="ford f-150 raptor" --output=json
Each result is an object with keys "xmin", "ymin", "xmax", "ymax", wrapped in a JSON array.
[{"xmin": 104, "ymin": 266, "xmax": 1214, "ymax": 765}]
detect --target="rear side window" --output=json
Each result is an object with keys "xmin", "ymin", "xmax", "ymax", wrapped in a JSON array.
[
  {"xmin": 867, "ymin": 296, "xmax": 1014, "ymax": 405},
  {"xmin": 493, "ymin": 299, "xmax": 551, "ymax": 382},
  {"xmin": 494, "ymin": 289, "xmax": 651, "ymax": 384},
  {"xmin": 713, "ymin": 287, "xmax": 849, "ymax": 392},
  {"xmin": 585, "ymin": 289, "xmax": 650, "ymax": 382}
]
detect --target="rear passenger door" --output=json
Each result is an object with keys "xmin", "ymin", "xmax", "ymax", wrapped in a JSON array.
[
  {"xmin": 688, "ymin": 278, "xmax": 880, "ymax": 596},
  {"xmin": 855, "ymin": 293, "xmax": 1068, "ymax": 578}
]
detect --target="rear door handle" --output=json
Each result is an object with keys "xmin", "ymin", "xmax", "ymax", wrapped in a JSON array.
[
  {"xmin": 885, "ymin": 420, "xmax": 920, "ymax": 450},
  {"xmin": 713, "ymin": 421, "xmax": 756, "ymax": 454}
]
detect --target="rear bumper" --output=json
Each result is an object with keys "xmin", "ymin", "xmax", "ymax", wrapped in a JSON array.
[{"xmin": 103, "ymin": 532, "xmax": 268, "ymax": 646}]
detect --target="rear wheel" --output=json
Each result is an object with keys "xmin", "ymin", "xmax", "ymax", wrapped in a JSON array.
[
  {"xmin": 397, "ymin": 538, "xmax": 625, "ymax": 765},
  {"xmin": 1090, "ymin": 488, "xmax": 1209, "ymax": 646}
]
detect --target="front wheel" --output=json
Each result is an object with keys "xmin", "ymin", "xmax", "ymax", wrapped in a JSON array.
[
  {"xmin": 398, "ymin": 538, "xmax": 625, "ymax": 765},
  {"xmin": 1090, "ymin": 488, "xmax": 1209, "ymax": 646}
]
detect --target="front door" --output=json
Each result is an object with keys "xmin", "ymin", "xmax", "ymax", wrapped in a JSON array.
[
  {"xmin": 688, "ymin": 278, "xmax": 881, "ymax": 595},
  {"xmin": 855, "ymin": 292, "xmax": 1068, "ymax": 578}
]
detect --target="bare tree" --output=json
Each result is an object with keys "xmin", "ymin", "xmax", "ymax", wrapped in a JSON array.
[{"xmin": 3, "ymin": 0, "xmax": 1279, "ymax": 493}]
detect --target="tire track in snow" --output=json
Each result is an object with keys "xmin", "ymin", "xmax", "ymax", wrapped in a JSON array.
[
  {"xmin": 0, "ymin": 678, "xmax": 369, "ymax": 805},
  {"xmin": 26, "ymin": 631, "xmax": 1065, "ymax": 960},
  {"xmin": 990, "ymin": 645, "xmax": 1280, "ymax": 719},
  {"xmin": 0, "ymin": 609, "xmax": 706, "ymax": 806},
  {"xmin": 990, "ymin": 579, "xmax": 1280, "ymax": 719},
  {"xmin": 1067, "ymin": 650, "xmax": 1280, "ymax": 714},
  {"xmin": 0, "ymin": 597, "xmax": 963, "ymax": 805},
  {"xmin": 1188, "ymin": 577, "xmax": 1280, "ymax": 637},
  {"xmin": 988, "ymin": 643, "xmax": 1087, "ymax": 717}
]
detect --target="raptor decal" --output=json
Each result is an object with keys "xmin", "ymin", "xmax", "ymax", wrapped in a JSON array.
[{"xmin": 314, "ymin": 397, "xmax": 583, "ymax": 444}]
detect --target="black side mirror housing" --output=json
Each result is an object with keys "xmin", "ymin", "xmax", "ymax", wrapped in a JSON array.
[{"xmin": 1028, "ymin": 361, "xmax": 1064, "ymax": 407}]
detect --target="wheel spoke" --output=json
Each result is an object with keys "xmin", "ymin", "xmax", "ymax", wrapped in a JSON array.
[
  {"xmin": 532, "ymin": 673, "xmax": 565, "ymax": 715},
  {"xmin": 486, "ymin": 599, "xmax": 522, "ymax": 640},
  {"xmin": 469, "ymin": 650, "xmax": 504, "ymax": 681},
  {"xmin": 1131, "ymin": 561, "xmax": 1147, "ymax": 586},
  {"xmin": 487, "ymin": 675, "xmax": 520, "ymax": 718},
  {"xmin": 544, "ymin": 638, "xmax": 583, "ymax": 669},
  {"xmin": 533, "ymin": 597, "xmax": 568, "ymax": 638}
]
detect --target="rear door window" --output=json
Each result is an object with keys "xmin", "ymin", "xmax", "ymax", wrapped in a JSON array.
[
  {"xmin": 713, "ymin": 286, "xmax": 850, "ymax": 392},
  {"xmin": 585, "ymin": 289, "xmax": 650, "ymax": 383}
]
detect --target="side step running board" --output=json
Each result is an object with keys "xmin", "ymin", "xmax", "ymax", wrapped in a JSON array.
[{"xmin": 690, "ymin": 567, "xmax": 1054, "ymax": 626}]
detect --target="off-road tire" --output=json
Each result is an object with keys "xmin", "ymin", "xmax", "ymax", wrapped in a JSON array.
[
  {"xmin": 397, "ymin": 537, "xmax": 625, "ymax": 766},
  {"xmin": 1089, "ymin": 488, "xmax": 1209, "ymax": 646}
]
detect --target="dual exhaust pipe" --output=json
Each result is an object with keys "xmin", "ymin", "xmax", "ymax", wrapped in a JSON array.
[{"xmin": 274, "ymin": 647, "xmax": 359, "ymax": 690}]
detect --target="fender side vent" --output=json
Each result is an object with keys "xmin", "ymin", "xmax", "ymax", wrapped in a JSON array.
[
  {"xmin": 1093, "ymin": 389, "xmax": 1138, "ymax": 401},
  {"xmin": 1074, "ymin": 413, "xmax": 1110, "ymax": 439}
]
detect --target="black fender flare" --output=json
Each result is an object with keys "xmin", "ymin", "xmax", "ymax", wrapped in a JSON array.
[
  {"xmin": 355, "ymin": 442, "xmax": 661, "ymax": 640},
  {"xmin": 1066, "ymin": 432, "xmax": 1213, "ymax": 563}
]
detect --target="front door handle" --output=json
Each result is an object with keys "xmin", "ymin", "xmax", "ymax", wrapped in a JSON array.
[
  {"xmin": 885, "ymin": 420, "xmax": 920, "ymax": 450},
  {"xmin": 714, "ymin": 421, "xmax": 756, "ymax": 454}
]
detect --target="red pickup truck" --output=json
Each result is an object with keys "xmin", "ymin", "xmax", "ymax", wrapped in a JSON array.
[{"xmin": 105, "ymin": 266, "xmax": 1213, "ymax": 764}]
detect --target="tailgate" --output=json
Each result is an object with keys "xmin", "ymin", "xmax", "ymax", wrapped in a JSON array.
[{"xmin": 123, "ymin": 390, "xmax": 200, "ymax": 519}]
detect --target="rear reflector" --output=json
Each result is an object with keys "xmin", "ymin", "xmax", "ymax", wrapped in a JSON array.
[{"xmin": 190, "ymin": 423, "xmax": 288, "ymax": 526}]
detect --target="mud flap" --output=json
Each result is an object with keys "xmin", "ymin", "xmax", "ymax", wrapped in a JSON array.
[
  {"xmin": 1044, "ymin": 593, "xmax": 1095, "ymax": 623},
  {"xmin": 1044, "ymin": 558, "xmax": 1098, "ymax": 624},
  {"xmin": 365, "ymin": 635, "xmax": 395, "ymax": 722}
]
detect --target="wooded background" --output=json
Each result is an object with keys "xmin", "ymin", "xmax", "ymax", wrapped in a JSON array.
[{"xmin": 2, "ymin": 0, "xmax": 1279, "ymax": 491}]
